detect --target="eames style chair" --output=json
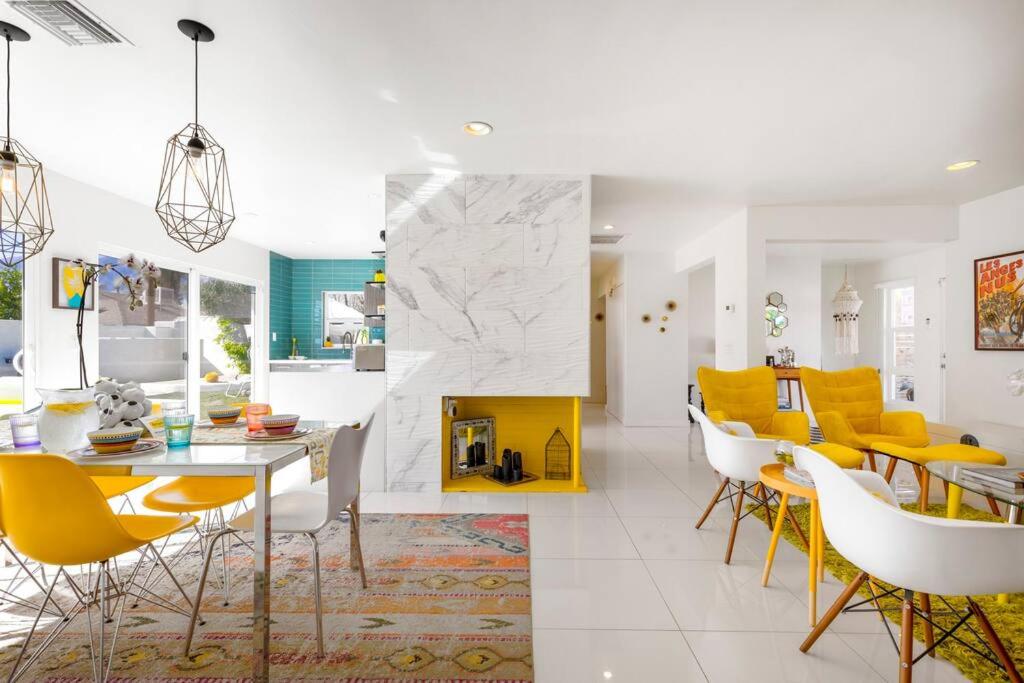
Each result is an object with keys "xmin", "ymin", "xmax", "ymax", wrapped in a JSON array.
[
  {"xmin": 185, "ymin": 417, "xmax": 374, "ymax": 657},
  {"xmin": 689, "ymin": 405, "xmax": 783, "ymax": 563},
  {"xmin": 800, "ymin": 366, "xmax": 929, "ymax": 472},
  {"xmin": 0, "ymin": 454, "xmax": 199, "ymax": 682},
  {"xmin": 697, "ymin": 366, "xmax": 811, "ymax": 445},
  {"xmin": 795, "ymin": 447, "xmax": 1024, "ymax": 683}
]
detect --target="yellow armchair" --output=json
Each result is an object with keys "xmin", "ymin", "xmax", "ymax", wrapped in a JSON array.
[
  {"xmin": 697, "ymin": 366, "xmax": 810, "ymax": 445},
  {"xmin": 800, "ymin": 367, "xmax": 929, "ymax": 458}
]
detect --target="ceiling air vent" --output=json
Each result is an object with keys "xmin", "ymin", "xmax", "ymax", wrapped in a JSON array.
[
  {"xmin": 591, "ymin": 234, "xmax": 625, "ymax": 245},
  {"xmin": 8, "ymin": 0, "xmax": 131, "ymax": 45}
]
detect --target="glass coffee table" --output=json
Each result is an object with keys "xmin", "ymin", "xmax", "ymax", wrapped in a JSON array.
[{"xmin": 925, "ymin": 461, "xmax": 1024, "ymax": 524}]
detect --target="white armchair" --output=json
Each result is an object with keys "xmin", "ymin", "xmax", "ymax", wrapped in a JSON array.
[
  {"xmin": 688, "ymin": 405, "xmax": 780, "ymax": 564},
  {"xmin": 795, "ymin": 446, "xmax": 1024, "ymax": 682}
]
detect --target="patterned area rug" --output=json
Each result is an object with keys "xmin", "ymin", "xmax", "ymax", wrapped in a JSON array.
[{"xmin": 0, "ymin": 513, "xmax": 533, "ymax": 682}]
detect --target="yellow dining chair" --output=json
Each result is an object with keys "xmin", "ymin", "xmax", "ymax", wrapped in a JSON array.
[
  {"xmin": 141, "ymin": 476, "xmax": 254, "ymax": 605},
  {"xmin": 800, "ymin": 366, "xmax": 929, "ymax": 472},
  {"xmin": 697, "ymin": 366, "xmax": 811, "ymax": 445},
  {"xmin": 0, "ymin": 454, "xmax": 199, "ymax": 682},
  {"xmin": 91, "ymin": 475, "xmax": 156, "ymax": 513}
]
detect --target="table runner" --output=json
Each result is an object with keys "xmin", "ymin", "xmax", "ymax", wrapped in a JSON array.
[{"xmin": 190, "ymin": 423, "xmax": 337, "ymax": 481}]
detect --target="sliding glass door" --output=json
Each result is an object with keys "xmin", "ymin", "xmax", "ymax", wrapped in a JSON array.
[
  {"xmin": 0, "ymin": 263, "xmax": 23, "ymax": 416},
  {"xmin": 97, "ymin": 255, "xmax": 189, "ymax": 406},
  {"xmin": 198, "ymin": 275, "xmax": 255, "ymax": 419}
]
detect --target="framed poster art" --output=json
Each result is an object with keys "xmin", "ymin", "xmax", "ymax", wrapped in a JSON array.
[
  {"xmin": 51, "ymin": 257, "xmax": 95, "ymax": 310},
  {"xmin": 974, "ymin": 249, "xmax": 1024, "ymax": 350}
]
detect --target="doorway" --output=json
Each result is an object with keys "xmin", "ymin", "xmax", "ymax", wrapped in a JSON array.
[{"xmin": 587, "ymin": 294, "xmax": 607, "ymax": 404}]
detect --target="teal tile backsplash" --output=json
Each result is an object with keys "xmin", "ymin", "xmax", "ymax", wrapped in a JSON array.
[{"xmin": 269, "ymin": 253, "xmax": 385, "ymax": 359}]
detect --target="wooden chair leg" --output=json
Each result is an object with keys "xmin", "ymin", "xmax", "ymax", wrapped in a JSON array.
[
  {"xmin": 884, "ymin": 456, "xmax": 898, "ymax": 483},
  {"xmin": 347, "ymin": 506, "xmax": 369, "ymax": 589},
  {"xmin": 696, "ymin": 478, "xmax": 729, "ymax": 530},
  {"xmin": 754, "ymin": 482, "xmax": 774, "ymax": 530},
  {"xmin": 967, "ymin": 597, "xmax": 1023, "ymax": 683},
  {"xmin": 800, "ymin": 571, "xmax": 867, "ymax": 653},
  {"xmin": 900, "ymin": 589, "xmax": 915, "ymax": 683},
  {"xmin": 724, "ymin": 482, "xmax": 745, "ymax": 565},
  {"xmin": 918, "ymin": 470, "xmax": 930, "ymax": 514},
  {"xmin": 987, "ymin": 496, "xmax": 1002, "ymax": 517},
  {"xmin": 786, "ymin": 507, "xmax": 810, "ymax": 550},
  {"xmin": 866, "ymin": 450, "xmax": 877, "ymax": 472},
  {"xmin": 919, "ymin": 593, "xmax": 935, "ymax": 658}
]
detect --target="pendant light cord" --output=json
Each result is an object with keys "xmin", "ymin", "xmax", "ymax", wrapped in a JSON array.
[
  {"xmin": 5, "ymin": 36, "xmax": 10, "ymax": 142},
  {"xmin": 193, "ymin": 35, "xmax": 198, "ymax": 127}
]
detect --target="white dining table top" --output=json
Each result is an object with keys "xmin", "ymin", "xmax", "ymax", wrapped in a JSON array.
[{"xmin": 0, "ymin": 441, "xmax": 309, "ymax": 477}]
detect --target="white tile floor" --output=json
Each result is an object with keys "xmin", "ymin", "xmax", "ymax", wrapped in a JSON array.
[{"xmin": 362, "ymin": 405, "xmax": 970, "ymax": 682}]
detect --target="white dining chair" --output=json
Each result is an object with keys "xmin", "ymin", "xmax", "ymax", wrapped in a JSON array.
[
  {"xmin": 688, "ymin": 405, "xmax": 779, "ymax": 563},
  {"xmin": 184, "ymin": 416, "xmax": 374, "ymax": 657},
  {"xmin": 795, "ymin": 446, "xmax": 1024, "ymax": 682}
]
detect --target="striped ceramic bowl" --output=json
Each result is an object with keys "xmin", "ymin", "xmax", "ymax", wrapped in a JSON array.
[
  {"xmin": 207, "ymin": 405, "xmax": 242, "ymax": 424},
  {"xmin": 259, "ymin": 414, "xmax": 299, "ymax": 435},
  {"xmin": 87, "ymin": 427, "xmax": 144, "ymax": 454}
]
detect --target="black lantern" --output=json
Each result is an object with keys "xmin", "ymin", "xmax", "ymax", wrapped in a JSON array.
[
  {"xmin": 0, "ymin": 21, "xmax": 53, "ymax": 268},
  {"xmin": 155, "ymin": 19, "xmax": 234, "ymax": 253}
]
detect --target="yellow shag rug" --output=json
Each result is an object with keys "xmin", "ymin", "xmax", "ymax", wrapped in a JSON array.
[{"xmin": 752, "ymin": 501, "xmax": 1021, "ymax": 683}]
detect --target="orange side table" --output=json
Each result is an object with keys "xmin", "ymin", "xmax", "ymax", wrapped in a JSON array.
[{"xmin": 759, "ymin": 463, "xmax": 824, "ymax": 626}]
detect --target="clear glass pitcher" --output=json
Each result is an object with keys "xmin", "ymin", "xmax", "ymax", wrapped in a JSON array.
[{"xmin": 37, "ymin": 387, "xmax": 99, "ymax": 452}]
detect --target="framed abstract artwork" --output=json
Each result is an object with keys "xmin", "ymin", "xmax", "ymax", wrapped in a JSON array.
[
  {"xmin": 52, "ymin": 258, "xmax": 95, "ymax": 310},
  {"xmin": 974, "ymin": 250, "xmax": 1024, "ymax": 350}
]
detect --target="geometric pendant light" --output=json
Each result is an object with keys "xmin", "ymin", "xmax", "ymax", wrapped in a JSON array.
[
  {"xmin": 832, "ymin": 265, "xmax": 863, "ymax": 356},
  {"xmin": 155, "ymin": 19, "xmax": 234, "ymax": 253},
  {"xmin": 0, "ymin": 21, "xmax": 53, "ymax": 268}
]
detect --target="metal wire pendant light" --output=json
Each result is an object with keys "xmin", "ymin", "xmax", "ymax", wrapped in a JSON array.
[
  {"xmin": 0, "ymin": 21, "xmax": 53, "ymax": 268},
  {"xmin": 155, "ymin": 19, "xmax": 234, "ymax": 253}
]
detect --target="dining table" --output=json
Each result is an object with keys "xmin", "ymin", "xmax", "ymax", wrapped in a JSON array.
[{"xmin": 0, "ymin": 418, "xmax": 354, "ymax": 682}]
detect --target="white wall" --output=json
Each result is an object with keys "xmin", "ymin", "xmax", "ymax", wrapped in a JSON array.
[
  {"xmin": 765, "ymin": 254, "xmax": 821, "ymax": 370},
  {"xmin": 948, "ymin": 185, "xmax": 1024, "ymax": 450},
  {"xmin": 620, "ymin": 251, "xmax": 688, "ymax": 426},
  {"xmin": 687, "ymin": 263, "xmax": 715, "ymax": 385},
  {"xmin": 676, "ymin": 209, "xmax": 764, "ymax": 369},
  {"xmin": 25, "ymin": 171, "xmax": 269, "ymax": 398}
]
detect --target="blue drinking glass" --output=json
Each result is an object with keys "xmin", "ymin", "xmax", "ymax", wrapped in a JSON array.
[{"xmin": 165, "ymin": 414, "xmax": 195, "ymax": 448}]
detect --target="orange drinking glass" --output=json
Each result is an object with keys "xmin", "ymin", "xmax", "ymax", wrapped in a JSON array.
[{"xmin": 245, "ymin": 403, "xmax": 272, "ymax": 432}]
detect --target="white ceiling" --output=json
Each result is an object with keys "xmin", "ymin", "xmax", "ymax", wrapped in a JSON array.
[{"xmin": 4, "ymin": 0, "xmax": 1023, "ymax": 258}]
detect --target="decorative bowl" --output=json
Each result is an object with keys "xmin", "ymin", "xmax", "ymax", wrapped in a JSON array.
[
  {"xmin": 88, "ymin": 427, "xmax": 144, "ymax": 454},
  {"xmin": 207, "ymin": 405, "xmax": 242, "ymax": 424},
  {"xmin": 259, "ymin": 414, "xmax": 299, "ymax": 435}
]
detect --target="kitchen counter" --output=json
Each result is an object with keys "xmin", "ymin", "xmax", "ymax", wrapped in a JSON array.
[{"xmin": 267, "ymin": 360, "xmax": 385, "ymax": 490}]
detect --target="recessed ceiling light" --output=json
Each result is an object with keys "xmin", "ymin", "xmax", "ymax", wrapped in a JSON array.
[
  {"xmin": 463, "ymin": 121, "xmax": 493, "ymax": 136},
  {"xmin": 946, "ymin": 160, "xmax": 979, "ymax": 172},
  {"xmin": 603, "ymin": 224, "xmax": 615, "ymax": 231}
]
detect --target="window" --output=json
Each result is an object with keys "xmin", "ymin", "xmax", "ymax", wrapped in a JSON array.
[
  {"xmin": 98, "ymin": 255, "xmax": 189, "ymax": 404},
  {"xmin": 198, "ymin": 275, "xmax": 255, "ymax": 419},
  {"xmin": 883, "ymin": 284, "xmax": 915, "ymax": 402},
  {"xmin": 0, "ymin": 263, "xmax": 23, "ymax": 416}
]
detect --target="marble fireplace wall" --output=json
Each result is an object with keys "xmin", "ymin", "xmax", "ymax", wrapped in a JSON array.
[{"xmin": 384, "ymin": 174, "xmax": 591, "ymax": 491}]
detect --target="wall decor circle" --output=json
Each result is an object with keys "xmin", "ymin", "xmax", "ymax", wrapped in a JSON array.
[
  {"xmin": 658, "ymin": 326, "xmax": 666, "ymax": 333},
  {"xmin": 641, "ymin": 314, "xmax": 651, "ymax": 323},
  {"xmin": 666, "ymin": 300, "xmax": 677, "ymax": 311}
]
